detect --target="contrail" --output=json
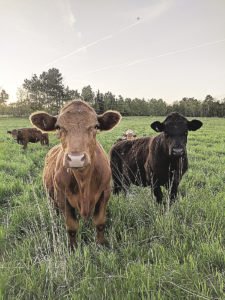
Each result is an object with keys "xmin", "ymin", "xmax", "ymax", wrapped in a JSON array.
[
  {"xmin": 126, "ymin": 38, "xmax": 225, "ymax": 66},
  {"xmin": 118, "ymin": 20, "xmax": 141, "ymax": 33},
  {"xmin": 83, "ymin": 37, "xmax": 225, "ymax": 75},
  {"xmin": 45, "ymin": 20, "xmax": 141, "ymax": 67},
  {"xmin": 45, "ymin": 34, "xmax": 113, "ymax": 67}
]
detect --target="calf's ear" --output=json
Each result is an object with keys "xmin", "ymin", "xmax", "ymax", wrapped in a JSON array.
[
  {"xmin": 30, "ymin": 112, "xmax": 57, "ymax": 131},
  {"xmin": 151, "ymin": 121, "xmax": 164, "ymax": 132},
  {"xmin": 7, "ymin": 131, "xmax": 12, "ymax": 134},
  {"xmin": 97, "ymin": 111, "xmax": 121, "ymax": 131},
  {"xmin": 188, "ymin": 120, "xmax": 203, "ymax": 131}
]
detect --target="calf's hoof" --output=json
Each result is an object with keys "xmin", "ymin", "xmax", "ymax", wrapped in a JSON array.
[{"xmin": 96, "ymin": 238, "xmax": 110, "ymax": 248}]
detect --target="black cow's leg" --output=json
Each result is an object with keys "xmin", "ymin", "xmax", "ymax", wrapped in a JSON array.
[
  {"xmin": 169, "ymin": 183, "xmax": 178, "ymax": 204},
  {"xmin": 113, "ymin": 178, "xmax": 122, "ymax": 194},
  {"xmin": 111, "ymin": 153, "xmax": 125, "ymax": 195},
  {"xmin": 112, "ymin": 167, "xmax": 124, "ymax": 194},
  {"xmin": 153, "ymin": 184, "xmax": 163, "ymax": 204}
]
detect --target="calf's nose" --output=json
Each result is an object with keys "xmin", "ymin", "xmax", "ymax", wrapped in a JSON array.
[{"xmin": 64, "ymin": 152, "xmax": 89, "ymax": 168}]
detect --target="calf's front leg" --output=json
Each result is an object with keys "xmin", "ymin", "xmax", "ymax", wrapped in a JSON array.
[
  {"xmin": 93, "ymin": 189, "xmax": 111, "ymax": 247},
  {"xmin": 64, "ymin": 203, "xmax": 79, "ymax": 251},
  {"xmin": 55, "ymin": 189, "xmax": 79, "ymax": 251}
]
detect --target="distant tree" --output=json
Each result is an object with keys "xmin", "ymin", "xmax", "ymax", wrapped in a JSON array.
[
  {"xmin": 0, "ymin": 89, "xmax": 9, "ymax": 104},
  {"xmin": 22, "ymin": 68, "xmax": 78, "ymax": 113},
  {"xmin": 63, "ymin": 87, "xmax": 80, "ymax": 103},
  {"xmin": 39, "ymin": 68, "xmax": 64, "ymax": 111},
  {"xmin": 148, "ymin": 98, "xmax": 167, "ymax": 116},
  {"xmin": 104, "ymin": 91, "xmax": 116, "ymax": 110},
  {"xmin": 81, "ymin": 85, "xmax": 94, "ymax": 103},
  {"xmin": 172, "ymin": 97, "xmax": 201, "ymax": 117},
  {"xmin": 95, "ymin": 90, "xmax": 104, "ymax": 113},
  {"xmin": 116, "ymin": 95, "xmax": 125, "ymax": 114},
  {"xmin": 202, "ymin": 94, "xmax": 215, "ymax": 117},
  {"xmin": 23, "ymin": 73, "xmax": 44, "ymax": 110},
  {"xmin": 123, "ymin": 98, "xmax": 132, "ymax": 115}
]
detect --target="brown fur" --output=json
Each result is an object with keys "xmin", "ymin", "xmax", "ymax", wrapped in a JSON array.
[
  {"xmin": 7, "ymin": 128, "xmax": 49, "ymax": 149},
  {"xmin": 30, "ymin": 100, "xmax": 121, "ymax": 249}
]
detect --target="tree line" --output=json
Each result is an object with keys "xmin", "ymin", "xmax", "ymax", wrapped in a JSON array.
[{"xmin": 0, "ymin": 68, "xmax": 225, "ymax": 117}]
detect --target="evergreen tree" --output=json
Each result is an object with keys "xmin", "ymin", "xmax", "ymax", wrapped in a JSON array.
[
  {"xmin": 81, "ymin": 85, "xmax": 94, "ymax": 103},
  {"xmin": 95, "ymin": 90, "xmax": 104, "ymax": 113},
  {"xmin": 0, "ymin": 89, "xmax": 9, "ymax": 104}
]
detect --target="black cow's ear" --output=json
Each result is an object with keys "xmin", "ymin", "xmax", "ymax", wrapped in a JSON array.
[
  {"xmin": 188, "ymin": 120, "xmax": 203, "ymax": 131},
  {"xmin": 7, "ymin": 131, "xmax": 12, "ymax": 134},
  {"xmin": 151, "ymin": 121, "xmax": 164, "ymax": 132},
  {"xmin": 97, "ymin": 111, "xmax": 121, "ymax": 131},
  {"xmin": 30, "ymin": 112, "xmax": 57, "ymax": 131}
]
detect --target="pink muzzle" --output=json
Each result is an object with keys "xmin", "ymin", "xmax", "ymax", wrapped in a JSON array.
[{"xmin": 64, "ymin": 153, "xmax": 87, "ymax": 168}]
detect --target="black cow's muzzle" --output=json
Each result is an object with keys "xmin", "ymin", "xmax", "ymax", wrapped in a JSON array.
[{"xmin": 171, "ymin": 148, "xmax": 185, "ymax": 157}]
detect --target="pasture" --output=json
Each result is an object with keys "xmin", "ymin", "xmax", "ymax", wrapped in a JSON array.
[{"xmin": 0, "ymin": 116, "xmax": 225, "ymax": 299}]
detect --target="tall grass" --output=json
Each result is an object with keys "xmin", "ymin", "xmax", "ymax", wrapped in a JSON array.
[{"xmin": 0, "ymin": 116, "xmax": 224, "ymax": 299}]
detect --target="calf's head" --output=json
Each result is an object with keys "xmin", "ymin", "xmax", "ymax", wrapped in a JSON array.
[
  {"xmin": 123, "ymin": 129, "xmax": 137, "ymax": 141},
  {"xmin": 151, "ymin": 112, "xmax": 202, "ymax": 157},
  {"xmin": 30, "ymin": 100, "xmax": 121, "ymax": 170}
]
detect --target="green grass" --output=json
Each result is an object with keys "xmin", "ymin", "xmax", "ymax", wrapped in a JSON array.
[{"xmin": 0, "ymin": 116, "xmax": 225, "ymax": 299}]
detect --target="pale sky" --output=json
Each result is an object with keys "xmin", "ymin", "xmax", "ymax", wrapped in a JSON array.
[{"xmin": 1, "ymin": 0, "xmax": 225, "ymax": 103}]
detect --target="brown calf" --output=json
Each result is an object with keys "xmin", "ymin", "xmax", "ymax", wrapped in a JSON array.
[
  {"xmin": 30, "ymin": 100, "xmax": 121, "ymax": 249},
  {"xmin": 7, "ymin": 128, "xmax": 49, "ymax": 149},
  {"xmin": 110, "ymin": 112, "xmax": 202, "ymax": 204},
  {"xmin": 115, "ymin": 129, "xmax": 137, "ymax": 143}
]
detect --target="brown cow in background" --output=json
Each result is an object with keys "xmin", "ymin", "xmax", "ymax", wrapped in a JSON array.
[
  {"xmin": 30, "ymin": 100, "xmax": 121, "ymax": 250},
  {"xmin": 7, "ymin": 128, "xmax": 49, "ymax": 149},
  {"xmin": 110, "ymin": 112, "xmax": 203, "ymax": 204}
]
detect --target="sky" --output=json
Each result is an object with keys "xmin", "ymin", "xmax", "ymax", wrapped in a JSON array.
[{"xmin": 0, "ymin": 0, "xmax": 225, "ymax": 103}]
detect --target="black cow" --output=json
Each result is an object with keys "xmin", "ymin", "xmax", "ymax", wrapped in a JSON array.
[{"xmin": 110, "ymin": 112, "xmax": 203, "ymax": 204}]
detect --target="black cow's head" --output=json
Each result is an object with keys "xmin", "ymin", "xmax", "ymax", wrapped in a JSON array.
[{"xmin": 151, "ymin": 112, "xmax": 202, "ymax": 157}]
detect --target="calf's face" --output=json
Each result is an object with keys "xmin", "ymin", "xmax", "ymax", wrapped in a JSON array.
[
  {"xmin": 151, "ymin": 112, "xmax": 202, "ymax": 157},
  {"xmin": 30, "ymin": 100, "xmax": 121, "ymax": 170},
  {"xmin": 123, "ymin": 129, "xmax": 137, "ymax": 141}
]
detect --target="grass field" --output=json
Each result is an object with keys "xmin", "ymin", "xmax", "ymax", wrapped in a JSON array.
[{"xmin": 0, "ymin": 116, "xmax": 225, "ymax": 299}]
